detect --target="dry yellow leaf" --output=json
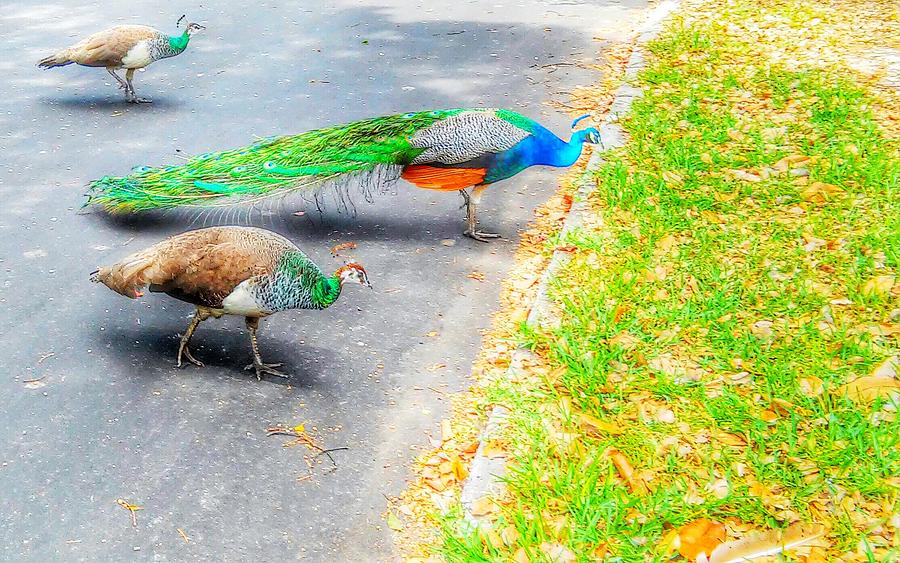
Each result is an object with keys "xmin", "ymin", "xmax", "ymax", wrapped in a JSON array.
[
  {"xmin": 512, "ymin": 547, "xmax": 529, "ymax": 563},
  {"xmin": 675, "ymin": 519, "xmax": 727, "ymax": 560},
  {"xmin": 861, "ymin": 275, "xmax": 895, "ymax": 298},
  {"xmin": 799, "ymin": 376, "xmax": 824, "ymax": 396},
  {"xmin": 801, "ymin": 181, "xmax": 843, "ymax": 202},
  {"xmin": 579, "ymin": 412, "xmax": 624, "ymax": 436},
  {"xmin": 837, "ymin": 376, "xmax": 900, "ymax": 404},
  {"xmin": 729, "ymin": 169, "xmax": 762, "ymax": 182},
  {"xmin": 608, "ymin": 448, "xmax": 648, "ymax": 494},
  {"xmin": 386, "ymin": 511, "xmax": 404, "ymax": 531},
  {"xmin": 609, "ymin": 331, "xmax": 640, "ymax": 350},
  {"xmin": 441, "ymin": 420, "xmax": 453, "ymax": 442},
  {"xmin": 451, "ymin": 456, "xmax": 468, "ymax": 482},
  {"xmin": 470, "ymin": 496, "xmax": 498, "ymax": 517},
  {"xmin": 539, "ymin": 542, "xmax": 576, "ymax": 563}
]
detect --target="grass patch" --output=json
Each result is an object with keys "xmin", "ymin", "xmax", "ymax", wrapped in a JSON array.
[{"xmin": 439, "ymin": 0, "xmax": 898, "ymax": 560}]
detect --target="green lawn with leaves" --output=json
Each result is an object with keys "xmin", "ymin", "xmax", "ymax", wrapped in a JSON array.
[{"xmin": 438, "ymin": 0, "xmax": 899, "ymax": 561}]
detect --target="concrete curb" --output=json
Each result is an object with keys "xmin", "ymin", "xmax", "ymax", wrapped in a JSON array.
[{"xmin": 459, "ymin": 0, "xmax": 681, "ymax": 527}]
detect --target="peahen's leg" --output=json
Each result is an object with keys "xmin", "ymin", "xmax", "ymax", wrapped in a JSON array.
[
  {"xmin": 243, "ymin": 317, "xmax": 288, "ymax": 380},
  {"xmin": 107, "ymin": 67, "xmax": 129, "ymax": 94},
  {"xmin": 462, "ymin": 185, "xmax": 500, "ymax": 242},
  {"xmin": 177, "ymin": 308, "xmax": 209, "ymax": 368},
  {"xmin": 125, "ymin": 68, "xmax": 151, "ymax": 104}
]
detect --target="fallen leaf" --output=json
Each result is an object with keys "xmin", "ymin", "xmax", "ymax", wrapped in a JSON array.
[
  {"xmin": 426, "ymin": 363, "xmax": 447, "ymax": 372},
  {"xmin": 801, "ymin": 181, "xmax": 843, "ymax": 203},
  {"xmin": 798, "ymin": 376, "xmax": 824, "ymax": 396},
  {"xmin": 579, "ymin": 412, "xmax": 624, "ymax": 436},
  {"xmin": 729, "ymin": 169, "xmax": 762, "ymax": 183},
  {"xmin": 441, "ymin": 420, "xmax": 453, "ymax": 442},
  {"xmin": 608, "ymin": 448, "xmax": 647, "ymax": 494},
  {"xmin": 871, "ymin": 356, "xmax": 898, "ymax": 379},
  {"xmin": 675, "ymin": 519, "xmax": 726, "ymax": 560},
  {"xmin": 467, "ymin": 271, "xmax": 486, "ymax": 282},
  {"xmin": 751, "ymin": 320, "xmax": 774, "ymax": 338},
  {"xmin": 470, "ymin": 496, "xmax": 498, "ymax": 517},
  {"xmin": 386, "ymin": 511, "xmax": 404, "ymax": 531},
  {"xmin": 451, "ymin": 456, "xmax": 468, "ymax": 482},
  {"xmin": 609, "ymin": 332, "xmax": 640, "ymax": 350},
  {"xmin": 861, "ymin": 275, "xmax": 895, "ymax": 298},
  {"xmin": 539, "ymin": 542, "xmax": 576, "ymax": 563},
  {"xmin": 330, "ymin": 242, "xmax": 357, "ymax": 255},
  {"xmin": 837, "ymin": 376, "xmax": 900, "ymax": 404},
  {"xmin": 292, "ymin": 424, "xmax": 306, "ymax": 434},
  {"xmin": 708, "ymin": 522, "xmax": 825, "ymax": 563}
]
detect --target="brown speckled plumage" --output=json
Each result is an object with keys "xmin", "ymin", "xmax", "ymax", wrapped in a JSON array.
[{"xmin": 91, "ymin": 226, "xmax": 370, "ymax": 380}]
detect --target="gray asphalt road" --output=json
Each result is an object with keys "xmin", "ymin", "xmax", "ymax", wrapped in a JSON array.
[{"xmin": 0, "ymin": 1, "xmax": 647, "ymax": 560}]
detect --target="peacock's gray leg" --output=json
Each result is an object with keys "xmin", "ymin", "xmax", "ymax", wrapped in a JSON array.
[
  {"xmin": 243, "ymin": 317, "xmax": 288, "ymax": 380},
  {"xmin": 177, "ymin": 308, "xmax": 209, "ymax": 368},
  {"xmin": 125, "ymin": 68, "xmax": 152, "ymax": 104},
  {"xmin": 461, "ymin": 186, "xmax": 500, "ymax": 242},
  {"xmin": 106, "ymin": 67, "xmax": 129, "ymax": 95}
]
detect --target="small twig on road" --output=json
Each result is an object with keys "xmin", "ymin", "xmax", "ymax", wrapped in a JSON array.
[
  {"xmin": 176, "ymin": 528, "xmax": 190, "ymax": 543},
  {"xmin": 37, "ymin": 352, "xmax": 55, "ymax": 365},
  {"xmin": 23, "ymin": 376, "xmax": 47, "ymax": 384},
  {"xmin": 116, "ymin": 499, "xmax": 142, "ymax": 528}
]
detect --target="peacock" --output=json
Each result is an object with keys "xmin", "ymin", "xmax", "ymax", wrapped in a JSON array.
[
  {"xmin": 38, "ymin": 16, "xmax": 204, "ymax": 103},
  {"xmin": 86, "ymin": 108, "xmax": 601, "ymax": 240},
  {"xmin": 90, "ymin": 226, "xmax": 371, "ymax": 380}
]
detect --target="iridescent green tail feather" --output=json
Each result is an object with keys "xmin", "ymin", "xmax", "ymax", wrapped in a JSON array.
[{"xmin": 86, "ymin": 109, "xmax": 464, "ymax": 212}]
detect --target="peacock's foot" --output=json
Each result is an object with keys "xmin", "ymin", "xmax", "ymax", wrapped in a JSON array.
[
  {"xmin": 127, "ymin": 96, "xmax": 152, "ymax": 104},
  {"xmin": 245, "ymin": 361, "xmax": 288, "ymax": 381},
  {"xmin": 464, "ymin": 229, "xmax": 501, "ymax": 242},
  {"xmin": 176, "ymin": 346, "xmax": 204, "ymax": 368}
]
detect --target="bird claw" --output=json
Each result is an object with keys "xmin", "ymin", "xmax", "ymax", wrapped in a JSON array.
[
  {"xmin": 176, "ymin": 346, "xmax": 204, "ymax": 368},
  {"xmin": 464, "ymin": 229, "xmax": 501, "ymax": 243},
  {"xmin": 245, "ymin": 361, "xmax": 288, "ymax": 381},
  {"xmin": 127, "ymin": 97, "xmax": 152, "ymax": 104}
]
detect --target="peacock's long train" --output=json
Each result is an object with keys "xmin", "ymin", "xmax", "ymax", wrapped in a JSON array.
[{"xmin": 87, "ymin": 108, "xmax": 600, "ymax": 241}]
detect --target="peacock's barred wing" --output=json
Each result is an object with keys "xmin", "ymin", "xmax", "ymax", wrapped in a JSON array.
[{"xmin": 85, "ymin": 108, "xmax": 537, "ymax": 212}]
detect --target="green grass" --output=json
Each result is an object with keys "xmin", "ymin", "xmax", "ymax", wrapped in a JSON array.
[{"xmin": 437, "ymin": 0, "xmax": 899, "ymax": 561}]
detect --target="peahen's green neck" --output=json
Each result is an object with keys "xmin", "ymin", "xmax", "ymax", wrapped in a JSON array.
[
  {"xmin": 168, "ymin": 31, "xmax": 190, "ymax": 53},
  {"xmin": 311, "ymin": 276, "xmax": 342, "ymax": 309}
]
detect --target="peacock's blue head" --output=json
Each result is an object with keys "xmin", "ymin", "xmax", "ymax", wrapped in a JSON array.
[
  {"xmin": 571, "ymin": 114, "xmax": 601, "ymax": 145},
  {"xmin": 579, "ymin": 127, "xmax": 601, "ymax": 145}
]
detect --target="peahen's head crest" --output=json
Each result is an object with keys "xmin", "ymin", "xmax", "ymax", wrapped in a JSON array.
[{"xmin": 336, "ymin": 263, "xmax": 372, "ymax": 289}]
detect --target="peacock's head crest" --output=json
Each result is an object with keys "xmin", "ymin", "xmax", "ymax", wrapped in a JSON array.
[
  {"xmin": 571, "ymin": 114, "xmax": 601, "ymax": 145},
  {"xmin": 336, "ymin": 263, "xmax": 372, "ymax": 289}
]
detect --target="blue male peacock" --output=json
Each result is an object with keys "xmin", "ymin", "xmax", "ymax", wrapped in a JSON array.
[
  {"xmin": 87, "ymin": 108, "xmax": 600, "ymax": 240},
  {"xmin": 38, "ymin": 17, "xmax": 205, "ymax": 103},
  {"xmin": 91, "ymin": 226, "xmax": 371, "ymax": 380}
]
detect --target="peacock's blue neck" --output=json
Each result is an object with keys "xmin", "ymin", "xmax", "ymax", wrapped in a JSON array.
[{"xmin": 483, "ymin": 129, "xmax": 586, "ymax": 184}]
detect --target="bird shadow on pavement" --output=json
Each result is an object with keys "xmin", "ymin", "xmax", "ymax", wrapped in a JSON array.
[
  {"xmin": 42, "ymin": 95, "xmax": 183, "ymax": 111},
  {"xmin": 97, "ymin": 323, "xmax": 336, "ymax": 388}
]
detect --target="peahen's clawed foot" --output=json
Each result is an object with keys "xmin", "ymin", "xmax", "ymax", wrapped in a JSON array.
[
  {"xmin": 176, "ymin": 345, "xmax": 204, "ymax": 368},
  {"xmin": 464, "ymin": 228, "xmax": 501, "ymax": 242},
  {"xmin": 244, "ymin": 361, "xmax": 288, "ymax": 381},
  {"xmin": 127, "ymin": 96, "xmax": 152, "ymax": 104}
]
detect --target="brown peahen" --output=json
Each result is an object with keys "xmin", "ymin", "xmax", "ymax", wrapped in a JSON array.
[
  {"xmin": 91, "ymin": 226, "xmax": 371, "ymax": 380},
  {"xmin": 38, "ymin": 17, "xmax": 204, "ymax": 103}
]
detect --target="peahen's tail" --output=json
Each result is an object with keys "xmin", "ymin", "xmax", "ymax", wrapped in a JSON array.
[{"xmin": 86, "ymin": 110, "xmax": 464, "ymax": 212}]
